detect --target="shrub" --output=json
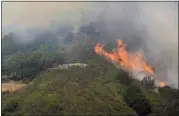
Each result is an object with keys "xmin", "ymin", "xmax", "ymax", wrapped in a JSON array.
[{"xmin": 124, "ymin": 85, "xmax": 152, "ymax": 116}]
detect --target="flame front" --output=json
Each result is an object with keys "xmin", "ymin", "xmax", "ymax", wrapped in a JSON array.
[
  {"xmin": 95, "ymin": 39, "xmax": 166, "ymax": 87},
  {"xmin": 95, "ymin": 40, "xmax": 154, "ymax": 75},
  {"xmin": 159, "ymin": 81, "xmax": 167, "ymax": 88}
]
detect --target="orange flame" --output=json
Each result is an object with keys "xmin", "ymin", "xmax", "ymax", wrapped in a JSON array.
[
  {"xmin": 95, "ymin": 39, "xmax": 167, "ymax": 87},
  {"xmin": 159, "ymin": 81, "xmax": 167, "ymax": 88},
  {"xmin": 95, "ymin": 40, "xmax": 154, "ymax": 75}
]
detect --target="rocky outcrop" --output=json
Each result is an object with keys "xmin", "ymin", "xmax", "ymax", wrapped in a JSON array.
[{"xmin": 50, "ymin": 63, "xmax": 88, "ymax": 70}]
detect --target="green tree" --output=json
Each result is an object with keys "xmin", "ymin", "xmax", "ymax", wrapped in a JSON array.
[
  {"xmin": 115, "ymin": 71, "xmax": 132, "ymax": 85},
  {"xmin": 124, "ymin": 85, "xmax": 152, "ymax": 116},
  {"xmin": 2, "ymin": 50, "xmax": 65, "ymax": 81},
  {"xmin": 2, "ymin": 98, "xmax": 20, "ymax": 116}
]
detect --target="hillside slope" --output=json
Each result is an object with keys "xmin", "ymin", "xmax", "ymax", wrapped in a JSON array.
[
  {"xmin": 2, "ymin": 55, "xmax": 136, "ymax": 115},
  {"xmin": 2, "ymin": 30, "xmax": 178, "ymax": 116}
]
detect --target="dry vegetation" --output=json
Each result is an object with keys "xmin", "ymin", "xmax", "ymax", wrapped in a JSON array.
[{"xmin": 2, "ymin": 81, "xmax": 27, "ymax": 92}]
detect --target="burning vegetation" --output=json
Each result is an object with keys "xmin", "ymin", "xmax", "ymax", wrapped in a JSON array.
[{"xmin": 95, "ymin": 39, "xmax": 167, "ymax": 88}]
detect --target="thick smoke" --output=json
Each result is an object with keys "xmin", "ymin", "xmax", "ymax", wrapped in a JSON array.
[
  {"xmin": 82, "ymin": 2, "xmax": 178, "ymax": 88},
  {"xmin": 2, "ymin": 2, "xmax": 178, "ymax": 88},
  {"xmin": 97, "ymin": 2, "xmax": 178, "ymax": 88}
]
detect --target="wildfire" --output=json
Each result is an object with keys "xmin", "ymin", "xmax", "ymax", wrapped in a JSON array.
[
  {"xmin": 159, "ymin": 81, "xmax": 167, "ymax": 88},
  {"xmin": 95, "ymin": 39, "xmax": 167, "ymax": 87}
]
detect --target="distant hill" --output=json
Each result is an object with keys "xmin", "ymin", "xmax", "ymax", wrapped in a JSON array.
[
  {"xmin": 2, "ymin": 49, "xmax": 179, "ymax": 116},
  {"xmin": 2, "ymin": 24, "xmax": 179, "ymax": 116}
]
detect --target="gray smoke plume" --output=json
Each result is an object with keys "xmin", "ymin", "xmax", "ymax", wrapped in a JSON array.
[
  {"xmin": 83, "ymin": 2, "xmax": 178, "ymax": 88},
  {"xmin": 2, "ymin": 2, "xmax": 178, "ymax": 88}
]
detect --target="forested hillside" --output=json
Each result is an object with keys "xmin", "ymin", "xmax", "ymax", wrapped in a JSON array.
[{"xmin": 2, "ymin": 22, "xmax": 179, "ymax": 116}]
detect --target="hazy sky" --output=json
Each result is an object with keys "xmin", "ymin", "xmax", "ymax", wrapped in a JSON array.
[
  {"xmin": 2, "ymin": 2, "xmax": 178, "ymax": 88},
  {"xmin": 2, "ymin": 2, "xmax": 97, "ymax": 29}
]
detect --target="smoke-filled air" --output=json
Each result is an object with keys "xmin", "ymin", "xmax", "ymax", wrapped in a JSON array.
[
  {"xmin": 3, "ymin": 2, "xmax": 177, "ymax": 88},
  {"xmin": 2, "ymin": 2, "xmax": 179, "ymax": 116}
]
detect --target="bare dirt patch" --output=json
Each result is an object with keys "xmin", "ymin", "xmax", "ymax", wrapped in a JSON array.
[{"xmin": 2, "ymin": 81, "xmax": 27, "ymax": 92}]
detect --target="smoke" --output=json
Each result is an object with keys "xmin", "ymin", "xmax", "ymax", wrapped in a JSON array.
[
  {"xmin": 83, "ymin": 2, "xmax": 178, "ymax": 88},
  {"xmin": 2, "ymin": 2, "xmax": 178, "ymax": 88},
  {"xmin": 138, "ymin": 2, "xmax": 178, "ymax": 88},
  {"xmin": 95, "ymin": 2, "xmax": 178, "ymax": 88}
]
